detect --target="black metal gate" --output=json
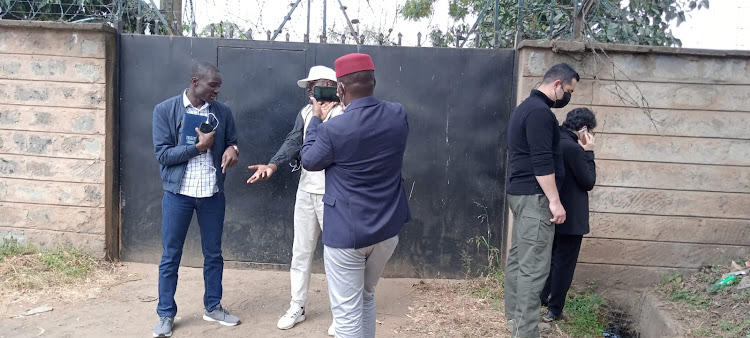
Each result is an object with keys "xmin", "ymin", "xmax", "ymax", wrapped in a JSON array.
[{"xmin": 119, "ymin": 35, "xmax": 515, "ymax": 278}]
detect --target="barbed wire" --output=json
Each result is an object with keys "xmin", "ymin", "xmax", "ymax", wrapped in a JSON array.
[
  {"xmin": 0, "ymin": 0, "xmax": 118, "ymax": 22},
  {"xmin": 0, "ymin": 0, "xmax": 537, "ymax": 48}
]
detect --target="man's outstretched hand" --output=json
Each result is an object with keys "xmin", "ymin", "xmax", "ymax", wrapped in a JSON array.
[{"xmin": 247, "ymin": 163, "xmax": 278, "ymax": 183}]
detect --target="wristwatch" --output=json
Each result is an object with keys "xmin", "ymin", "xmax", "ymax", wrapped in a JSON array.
[{"xmin": 232, "ymin": 145, "xmax": 239, "ymax": 155}]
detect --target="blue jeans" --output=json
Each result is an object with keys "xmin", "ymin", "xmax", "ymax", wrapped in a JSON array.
[{"xmin": 157, "ymin": 191, "xmax": 225, "ymax": 317}]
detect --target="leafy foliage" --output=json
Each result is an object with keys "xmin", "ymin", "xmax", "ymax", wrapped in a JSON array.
[
  {"xmin": 401, "ymin": 0, "xmax": 435, "ymax": 21},
  {"xmin": 199, "ymin": 21, "xmax": 248, "ymax": 38},
  {"xmin": 120, "ymin": 0, "xmax": 164, "ymax": 34},
  {"xmin": 401, "ymin": 0, "xmax": 710, "ymax": 48}
]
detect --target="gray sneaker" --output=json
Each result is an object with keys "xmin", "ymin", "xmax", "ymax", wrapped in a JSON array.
[
  {"xmin": 153, "ymin": 316, "xmax": 174, "ymax": 337},
  {"xmin": 203, "ymin": 304, "xmax": 240, "ymax": 326}
]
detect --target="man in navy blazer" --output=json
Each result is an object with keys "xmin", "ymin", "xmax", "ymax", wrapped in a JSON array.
[{"xmin": 301, "ymin": 53, "xmax": 410, "ymax": 338}]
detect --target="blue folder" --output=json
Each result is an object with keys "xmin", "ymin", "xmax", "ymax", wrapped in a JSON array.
[{"xmin": 179, "ymin": 112, "xmax": 206, "ymax": 146}]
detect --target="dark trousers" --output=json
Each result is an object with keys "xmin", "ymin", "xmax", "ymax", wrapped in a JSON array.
[
  {"xmin": 540, "ymin": 234, "xmax": 583, "ymax": 316},
  {"xmin": 157, "ymin": 191, "xmax": 226, "ymax": 317}
]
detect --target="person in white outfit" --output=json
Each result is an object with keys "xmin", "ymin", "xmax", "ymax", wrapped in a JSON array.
[{"xmin": 247, "ymin": 65, "xmax": 342, "ymax": 335}]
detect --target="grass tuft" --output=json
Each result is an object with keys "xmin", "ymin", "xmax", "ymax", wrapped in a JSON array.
[{"xmin": 0, "ymin": 238, "xmax": 100, "ymax": 291}]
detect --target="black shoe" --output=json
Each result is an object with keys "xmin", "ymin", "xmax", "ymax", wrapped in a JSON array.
[{"xmin": 542, "ymin": 310, "xmax": 563, "ymax": 322}]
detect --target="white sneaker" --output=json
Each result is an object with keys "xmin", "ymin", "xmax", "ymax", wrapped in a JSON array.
[
  {"xmin": 327, "ymin": 322, "xmax": 335, "ymax": 336},
  {"xmin": 277, "ymin": 305, "xmax": 305, "ymax": 330}
]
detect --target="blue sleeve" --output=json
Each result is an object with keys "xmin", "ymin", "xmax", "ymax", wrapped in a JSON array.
[
  {"xmin": 224, "ymin": 106, "xmax": 238, "ymax": 147},
  {"xmin": 153, "ymin": 104, "xmax": 200, "ymax": 166},
  {"xmin": 300, "ymin": 116, "xmax": 334, "ymax": 171}
]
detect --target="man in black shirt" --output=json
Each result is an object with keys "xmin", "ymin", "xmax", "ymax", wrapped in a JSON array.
[{"xmin": 504, "ymin": 63, "xmax": 579, "ymax": 338}]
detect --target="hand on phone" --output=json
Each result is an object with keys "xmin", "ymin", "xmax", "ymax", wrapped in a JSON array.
[
  {"xmin": 313, "ymin": 86, "xmax": 340, "ymax": 103},
  {"xmin": 578, "ymin": 130, "xmax": 595, "ymax": 151},
  {"xmin": 195, "ymin": 128, "xmax": 215, "ymax": 152},
  {"xmin": 578, "ymin": 127, "xmax": 588, "ymax": 145}
]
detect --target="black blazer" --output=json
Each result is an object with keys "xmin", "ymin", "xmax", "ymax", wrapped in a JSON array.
[{"xmin": 557, "ymin": 127, "xmax": 596, "ymax": 235}]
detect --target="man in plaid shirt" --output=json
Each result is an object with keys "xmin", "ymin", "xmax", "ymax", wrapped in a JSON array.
[{"xmin": 151, "ymin": 62, "xmax": 240, "ymax": 337}]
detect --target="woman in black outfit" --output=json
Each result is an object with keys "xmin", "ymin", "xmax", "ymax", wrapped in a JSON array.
[{"xmin": 540, "ymin": 107, "xmax": 597, "ymax": 322}]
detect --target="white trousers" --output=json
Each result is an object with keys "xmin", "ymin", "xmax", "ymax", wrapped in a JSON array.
[
  {"xmin": 324, "ymin": 235, "xmax": 399, "ymax": 338},
  {"xmin": 289, "ymin": 189, "xmax": 324, "ymax": 307}
]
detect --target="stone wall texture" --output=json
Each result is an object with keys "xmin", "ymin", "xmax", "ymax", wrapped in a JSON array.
[
  {"xmin": 514, "ymin": 40, "xmax": 750, "ymax": 288},
  {"xmin": 0, "ymin": 21, "xmax": 117, "ymax": 259}
]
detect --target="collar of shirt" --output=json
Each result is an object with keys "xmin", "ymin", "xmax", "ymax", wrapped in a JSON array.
[
  {"xmin": 183, "ymin": 89, "xmax": 210, "ymax": 110},
  {"xmin": 560, "ymin": 126, "xmax": 579, "ymax": 141},
  {"xmin": 530, "ymin": 89, "xmax": 555, "ymax": 108},
  {"xmin": 344, "ymin": 96, "xmax": 380, "ymax": 113}
]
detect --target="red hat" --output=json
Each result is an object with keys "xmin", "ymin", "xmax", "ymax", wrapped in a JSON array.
[{"xmin": 334, "ymin": 53, "xmax": 375, "ymax": 78}]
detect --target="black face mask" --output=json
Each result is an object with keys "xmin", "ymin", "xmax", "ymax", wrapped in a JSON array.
[{"xmin": 552, "ymin": 92, "xmax": 571, "ymax": 108}]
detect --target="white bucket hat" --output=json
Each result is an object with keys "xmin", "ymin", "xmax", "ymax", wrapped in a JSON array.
[{"xmin": 297, "ymin": 65, "xmax": 337, "ymax": 88}]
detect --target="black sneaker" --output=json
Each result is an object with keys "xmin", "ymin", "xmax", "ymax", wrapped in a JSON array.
[{"xmin": 542, "ymin": 310, "xmax": 563, "ymax": 322}]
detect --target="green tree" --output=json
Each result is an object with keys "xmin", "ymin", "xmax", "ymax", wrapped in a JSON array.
[
  {"xmin": 401, "ymin": 0, "xmax": 709, "ymax": 48},
  {"xmin": 120, "ymin": 0, "xmax": 164, "ymax": 34},
  {"xmin": 199, "ymin": 22, "xmax": 249, "ymax": 39}
]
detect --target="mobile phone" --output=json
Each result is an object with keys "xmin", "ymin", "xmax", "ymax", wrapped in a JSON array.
[
  {"xmin": 313, "ymin": 86, "xmax": 340, "ymax": 102},
  {"xmin": 578, "ymin": 126, "xmax": 588, "ymax": 144},
  {"xmin": 199, "ymin": 122, "xmax": 213, "ymax": 133}
]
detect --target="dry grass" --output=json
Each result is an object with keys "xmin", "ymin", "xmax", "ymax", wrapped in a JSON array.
[
  {"xmin": 396, "ymin": 235, "xmax": 612, "ymax": 337},
  {"xmin": 397, "ymin": 277, "xmax": 583, "ymax": 338},
  {"xmin": 398, "ymin": 278, "xmax": 510, "ymax": 337},
  {"xmin": 0, "ymin": 239, "xmax": 128, "ymax": 314},
  {"xmin": 654, "ymin": 255, "xmax": 750, "ymax": 337}
]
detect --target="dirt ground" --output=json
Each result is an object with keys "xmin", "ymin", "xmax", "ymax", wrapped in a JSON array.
[
  {"xmin": 0, "ymin": 262, "xmax": 539, "ymax": 338},
  {"xmin": 653, "ymin": 257, "xmax": 750, "ymax": 337},
  {"xmin": 0, "ymin": 262, "xmax": 428, "ymax": 338}
]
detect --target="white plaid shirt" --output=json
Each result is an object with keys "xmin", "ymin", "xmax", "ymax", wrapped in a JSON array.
[{"xmin": 179, "ymin": 90, "xmax": 218, "ymax": 198}]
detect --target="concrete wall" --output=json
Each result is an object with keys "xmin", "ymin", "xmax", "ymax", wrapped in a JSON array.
[
  {"xmin": 514, "ymin": 40, "xmax": 750, "ymax": 288},
  {"xmin": 0, "ymin": 21, "xmax": 118, "ymax": 259}
]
